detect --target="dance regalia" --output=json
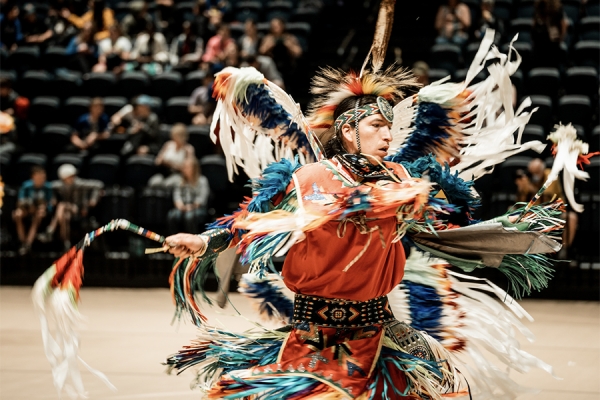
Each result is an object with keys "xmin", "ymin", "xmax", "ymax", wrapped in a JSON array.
[{"xmin": 32, "ymin": 4, "xmax": 597, "ymax": 398}]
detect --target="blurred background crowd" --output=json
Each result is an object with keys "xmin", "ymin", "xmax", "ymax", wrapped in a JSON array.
[{"xmin": 0, "ymin": 0, "xmax": 598, "ymax": 297}]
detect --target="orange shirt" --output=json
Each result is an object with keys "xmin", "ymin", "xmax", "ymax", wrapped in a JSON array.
[{"xmin": 281, "ymin": 160, "xmax": 411, "ymax": 301}]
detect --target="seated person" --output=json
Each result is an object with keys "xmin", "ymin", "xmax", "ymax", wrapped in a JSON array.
[
  {"xmin": 71, "ymin": 97, "xmax": 110, "ymax": 153},
  {"xmin": 515, "ymin": 158, "xmax": 578, "ymax": 257},
  {"xmin": 129, "ymin": 20, "xmax": 170, "ymax": 75},
  {"xmin": 94, "ymin": 24, "xmax": 132, "ymax": 74},
  {"xmin": 151, "ymin": 124, "xmax": 195, "ymax": 187},
  {"xmin": 65, "ymin": 21, "xmax": 99, "ymax": 74},
  {"xmin": 62, "ymin": 0, "xmax": 115, "ymax": 41},
  {"xmin": 169, "ymin": 21, "xmax": 204, "ymax": 72},
  {"xmin": 21, "ymin": 3, "xmax": 53, "ymax": 45},
  {"xmin": 258, "ymin": 18, "xmax": 303, "ymax": 72},
  {"xmin": 42, "ymin": 164, "xmax": 104, "ymax": 250},
  {"xmin": 0, "ymin": 77, "xmax": 19, "ymax": 116},
  {"xmin": 434, "ymin": 0, "xmax": 471, "ymax": 46},
  {"xmin": 167, "ymin": 158, "xmax": 209, "ymax": 234},
  {"xmin": 188, "ymin": 71, "xmax": 216, "ymax": 126},
  {"xmin": 111, "ymin": 95, "xmax": 160, "ymax": 156},
  {"xmin": 13, "ymin": 166, "xmax": 55, "ymax": 255},
  {"xmin": 242, "ymin": 55, "xmax": 284, "ymax": 88}
]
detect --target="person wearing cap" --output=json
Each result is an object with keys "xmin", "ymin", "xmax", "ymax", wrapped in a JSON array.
[
  {"xmin": 41, "ymin": 164, "xmax": 104, "ymax": 250},
  {"xmin": 110, "ymin": 94, "xmax": 160, "ymax": 155},
  {"xmin": 13, "ymin": 166, "xmax": 54, "ymax": 255}
]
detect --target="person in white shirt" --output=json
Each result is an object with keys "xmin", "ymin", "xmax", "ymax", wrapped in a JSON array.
[
  {"xmin": 167, "ymin": 158, "xmax": 210, "ymax": 234},
  {"xmin": 94, "ymin": 24, "xmax": 132, "ymax": 73},
  {"xmin": 129, "ymin": 20, "xmax": 169, "ymax": 75},
  {"xmin": 150, "ymin": 124, "xmax": 195, "ymax": 187}
]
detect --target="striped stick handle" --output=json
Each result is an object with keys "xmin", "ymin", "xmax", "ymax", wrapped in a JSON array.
[
  {"xmin": 514, "ymin": 183, "xmax": 548, "ymax": 223},
  {"xmin": 84, "ymin": 219, "xmax": 168, "ymax": 253}
]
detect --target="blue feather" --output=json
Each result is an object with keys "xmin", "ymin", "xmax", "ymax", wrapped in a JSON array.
[
  {"xmin": 387, "ymin": 102, "xmax": 453, "ymax": 163},
  {"xmin": 403, "ymin": 281, "xmax": 444, "ymax": 340},
  {"xmin": 247, "ymin": 157, "xmax": 301, "ymax": 213},
  {"xmin": 239, "ymin": 278, "xmax": 294, "ymax": 321}
]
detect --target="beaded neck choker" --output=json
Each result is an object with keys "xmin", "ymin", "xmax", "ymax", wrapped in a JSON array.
[{"xmin": 335, "ymin": 153, "xmax": 400, "ymax": 181}]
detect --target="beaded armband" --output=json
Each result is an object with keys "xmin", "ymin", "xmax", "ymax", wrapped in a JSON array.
[{"xmin": 196, "ymin": 228, "xmax": 232, "ymax": 258}]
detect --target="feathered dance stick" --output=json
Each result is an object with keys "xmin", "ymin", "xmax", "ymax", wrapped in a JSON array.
[
  {"xmin": 32, "ymin": 219, "xmax": 167, "ymax": 398},
  {"xmin": 360, "ymin": 0, "xmax": 396, "ymax": 75},
  {"xmin": 516, "ymin": 124, "xmax": 598, "ymax": 221}
]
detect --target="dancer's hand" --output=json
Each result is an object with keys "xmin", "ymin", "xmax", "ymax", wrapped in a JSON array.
[{"xmin": 165, "ymin": 233, "xmax": 206, "ymax": 258}]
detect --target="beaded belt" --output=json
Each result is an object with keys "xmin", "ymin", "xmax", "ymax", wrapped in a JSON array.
[{"xmin": 292, "ymin": 294, "xmax": 395, "ymax": 328}]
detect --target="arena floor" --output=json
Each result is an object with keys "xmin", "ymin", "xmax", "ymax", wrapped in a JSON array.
[{"xmin": 0, "ymin": 287, "xmax": 598, "ymax": 400}]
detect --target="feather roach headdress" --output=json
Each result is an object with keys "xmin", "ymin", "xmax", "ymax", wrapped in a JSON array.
[
  {"xmin": 306, "ymin": 65, "xmax": 420, "ymax": 134},
  {"xmin": 306, "ymin": 0, "xmax": 420, "ymax": 147}
]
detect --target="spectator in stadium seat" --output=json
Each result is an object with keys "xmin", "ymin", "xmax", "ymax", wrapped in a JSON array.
[
  {"xmin": 170, "ymin": 21, "xmax": 204, "ymax": 72},
  {"xmin": 129, "ymin": 20, "xmax": 170, "ymax": 75},
  {"xmin": 434, "ymin": 0, "xmax": 471, "ymax": 46},
  {"xmin": 259, "ymin": 18, "xmax": 303, "ymax": 73},
  {"xmin": 167, "ymin": 157, "xmax": 209, "ymax": 234},
  {"xmin": 150, "ymin": 123, "xmax": 195, "ymax": 187},
  {"xmin": 472, "ymin": 0, "xmax": 504, "ymax": 45},
  {"xmin": 188, "ymin": 70, "xmax": 216, "ymax": 125},
  {"xmin": 0, "ymin": 77, "xmax": 19, "ymax": 116},
  {"xmin": 0, "ymin": 3, "xmax": 23, "ymax": 51},
  {"xmin": 122, "ymin": 1, "xmax": 155, "ymax": 39},
  {"xmin": 239, "ymin": 19, "xmax": 261, "ymax": 59},
  {"xmin": 65, "ymin": 21, "xmax": 99, "ymax": 73},
  {"xmin": 202, "ymin": 24, "xmax": 238, "ymax": 67},
  {"xmin": 94, "ymin": 24, "xmax": 132, "ymax": 74},
  {"xmin": 111, "ymin": 95, "xmax": 160, "ymax": 155},
  {"xmin": 242, "ymin": 55, "xmax": 285, "ymax": 88},
  {"xmin": 412, "ymin": 61, "xmax": 430, "ymax": 86},
  {"xmin": 61, "ymin": 0, "xmax": 115, "ymax": 41},
  {"xmin": 13, "ymin": 165, "xmax": 55, "ymax": 255},
  {"xmin": 21, "ymin": 3, "xmax": 53, "ymax": 45},
  {"xmin": 41, "ymin": 164, "xmax": 103, "ymax": 250},
  {"xmin": 515, "ymin": 158, "xmax": 578, "ymax": 256},
  {"xmin": 532, "ymin": 0, "xmax": 569, "ymax": 68},
  {"xmin": 71, "ymin": 97, "xmax": 110, "ymax": 153}
]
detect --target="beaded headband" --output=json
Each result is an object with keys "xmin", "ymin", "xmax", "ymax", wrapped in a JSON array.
[{"xmin": 333, "ymin": 96, "xmax": 394, "ymax": 132}]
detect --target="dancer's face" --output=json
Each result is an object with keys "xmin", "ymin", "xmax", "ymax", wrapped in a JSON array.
[{"xmin": 341, "ymin": 114, "xmax": 392, "ymax": 162}]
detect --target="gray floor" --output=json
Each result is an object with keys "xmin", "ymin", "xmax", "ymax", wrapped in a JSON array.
[{"xmin": 0, "ymin": 287, "xmax": 598, "ymax": 399}]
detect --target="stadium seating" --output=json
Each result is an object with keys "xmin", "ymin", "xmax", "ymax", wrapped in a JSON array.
[
  {"xmin": 565, "ymin": 66, "xmax": 598, "ymax": 97},
  {"xmin": 82, "ymin": 72, "xmax": 117, "ymax": 97},
  {"xmin": 573, "ymin": 40, "xmax": 600, "ymax": 69},
  {"xmin": 187, "ymin": 125, "xmax": 216, "ymax": 159},
  {"xmin": 118, "ymin": 71, "xmax": 150, "ymax": 100},
  {"xmin": 42, "ymin": 46, "xmax": 68, "ymax": 72},
  {"xmin": 29, "ymin": 96, "xmax": 61, "ymax": 127},
  {"xmin": 558, "ymin": 95, "xmax": 592, "ymax": 128},
  {"xmin": 524, "ymin": 95, "xmax": 553, "ymax": 132},
  {"xmin": 579, "ymin": 17, "xmax": 600, "ymax": 41},
  {"xmin": 63, "ymin": 97, "xmax": 91, "ymax": 125},
  {"xmin": 510, "ymin": 18, "xmax": 533, "ymax": 43},
  {"xmin": 6, "ymin": 46, "xmax": 39, "ymax": 72},
  {"xmin": 265, "ymin": 1, "xmax": 294, "ymax": 22},
  {"xmin": 150, "ymin": 72, "xmax": 182, "ymax": 101},
  {"xmin": 165, "ymin": 97, "xmax": 192, "ymax": 124},
  {"xmin": 50, "ymin": 70, "xmax": 82, "ymax": 100},
  {"xmin": 182, "ymin": 70, "xmax": 207, "ymax": 96},
  {"xmin": 18, "ymin": 70, "xmax": 52, "ymax": 98},
  {"xmin": 124, "ymin": 154, "xmax": 156, "ymax": 188},
  {"xmin": 527, "ymin": 68, "xmax": 560, "ymax": 98},
  {"xmin": 38, "ymin": 124, "xmax": 72, "ymax": 155},
  {"xmin": 235, "ymin": 1, "xmax": 263, "ymax": 22},
  {"xmin": 430, "ymin": 43, "xmax": 462, "ymax": 74},
  {"xmin": 86, "ymin": 154, "xmax": 121, "ymax": 186}
]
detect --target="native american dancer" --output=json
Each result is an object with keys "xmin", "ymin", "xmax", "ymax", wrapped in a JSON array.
[{"xmin": 33, "ymin": 1, "xmax": 598, "ymax": 399}]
